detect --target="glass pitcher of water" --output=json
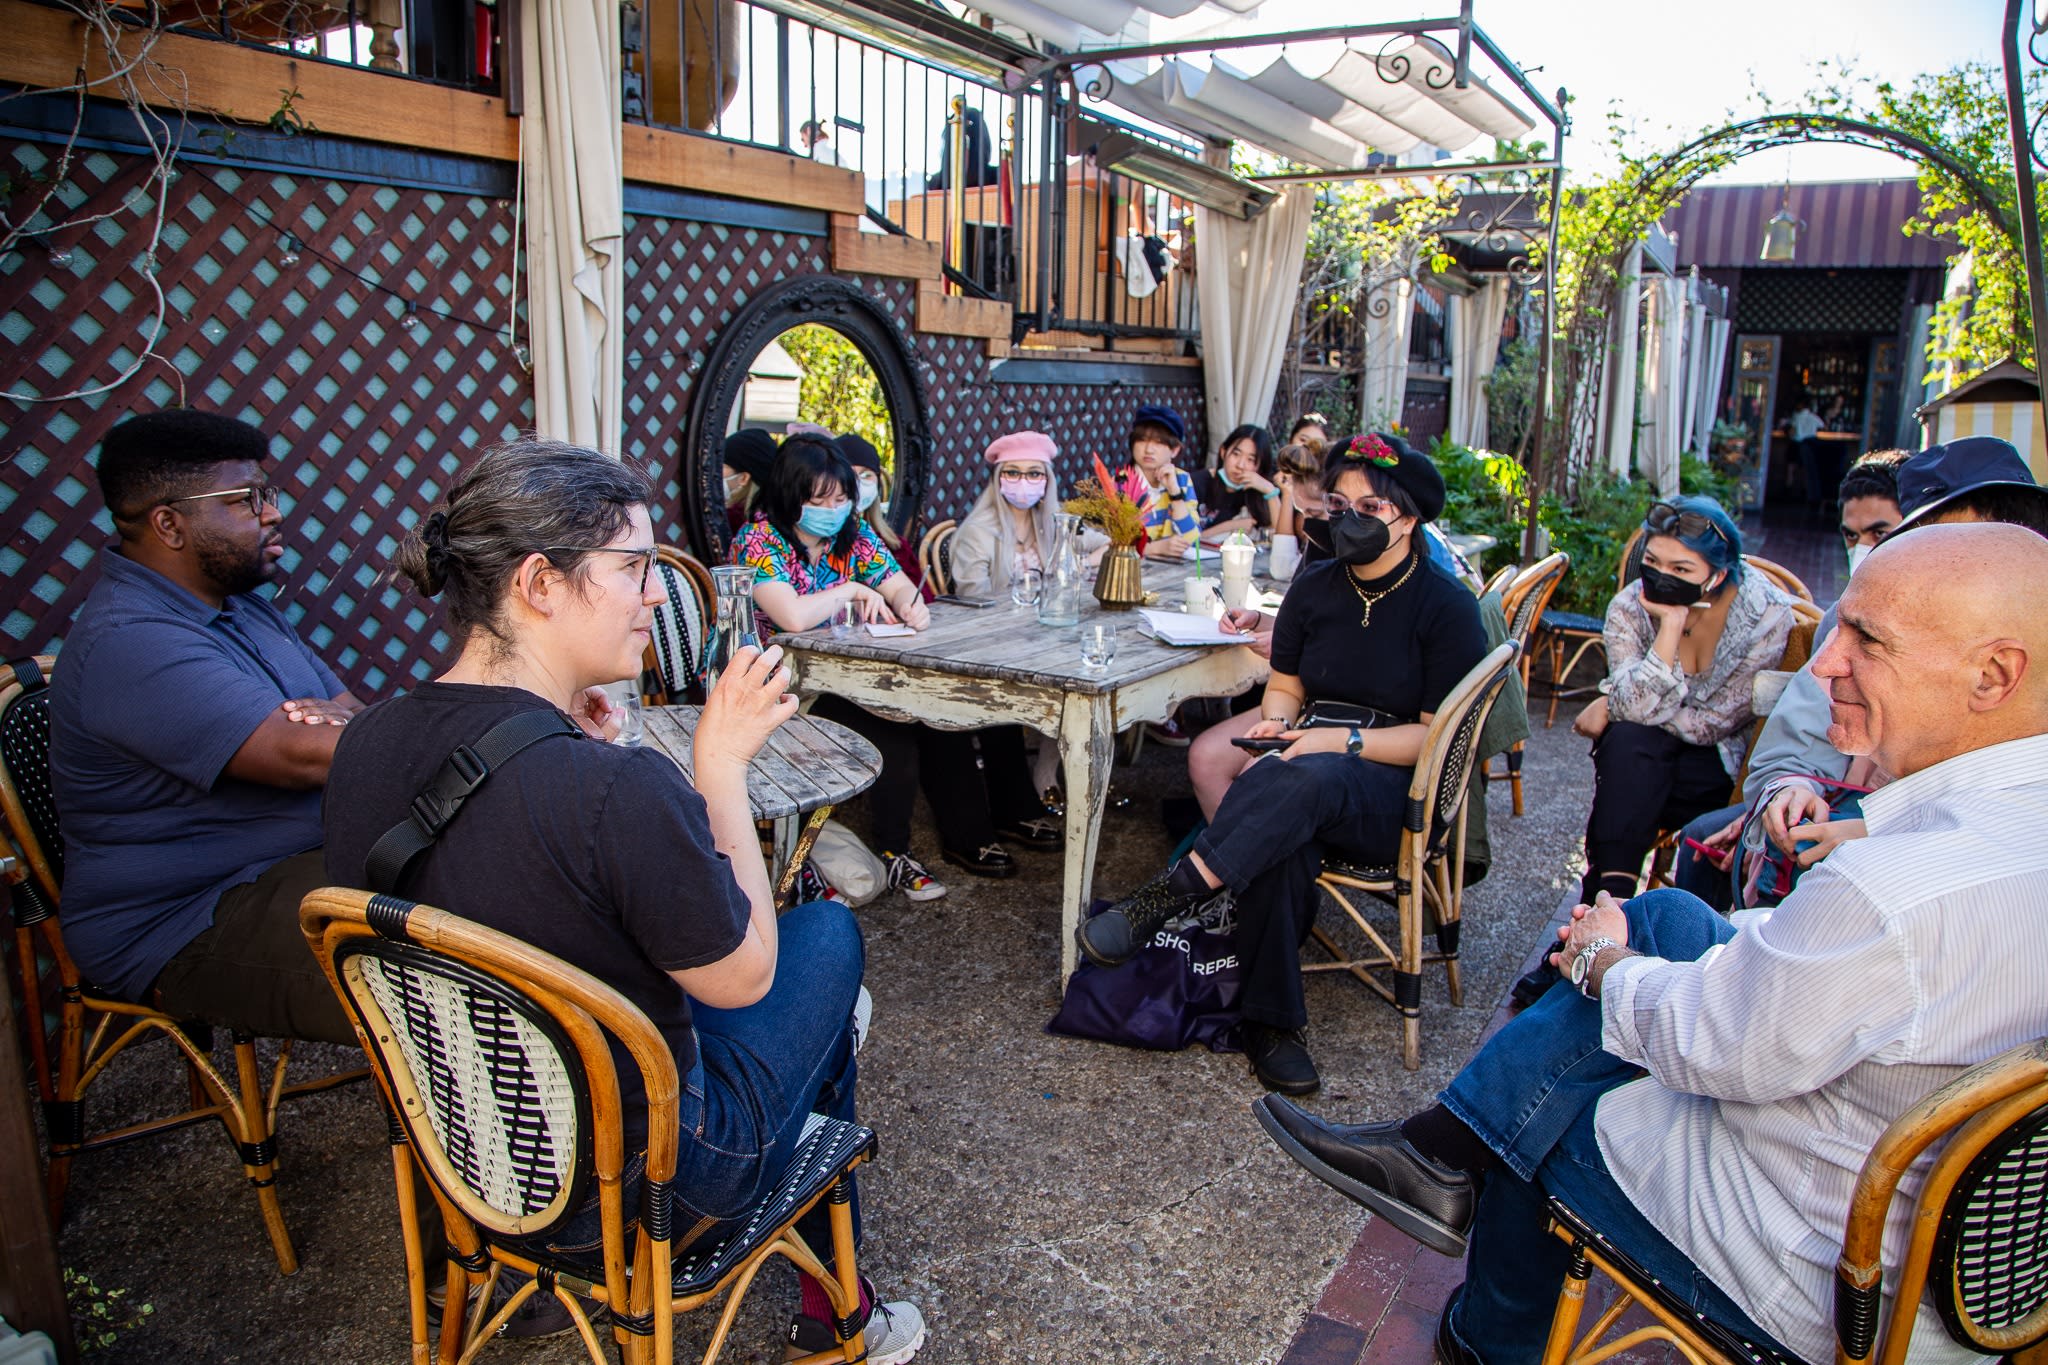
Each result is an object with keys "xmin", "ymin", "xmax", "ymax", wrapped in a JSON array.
[
  {"xmin": 700, "ymin": 564, "xmax": 763, "ymax": 692},
  {"xmin": 1036, "ymin": 512, "xmax": 1087, "ymax": 628}
]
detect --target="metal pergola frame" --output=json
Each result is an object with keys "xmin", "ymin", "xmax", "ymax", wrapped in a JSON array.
[
  {"xmin": 2002, "ymin": 0, "xmax": 2048, "ymax": 444},
  {"xmin": 1017, "ymin": 4, "xmax": 1568, "ymax": 558}
]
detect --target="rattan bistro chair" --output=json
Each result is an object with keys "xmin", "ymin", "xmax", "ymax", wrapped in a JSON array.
[
  {"xmin": 1484, "ymin": 553, "xmax": 1569, "ymax": 817},
  {"xmin": 644, "ymin": 546, "xmax": 716, "ymax": 705},
  {"xmin": 301, "ymin": 888, "xmax": 877, "ymax": 1365},
  {"xmin": 916, "ymin": 519, "xmax": 957, "ymax": 597},
  {"xmin": 1540, "ymin": 1037, "xmax": 2048, "ymax": 1365},
  {"xmin": 0, "ymin": 657, "xmax": 360, "ymax": 1273},
  {"xmin": 1307, "ymin": 642, "xmax": 1520, "ymax": 1071}
]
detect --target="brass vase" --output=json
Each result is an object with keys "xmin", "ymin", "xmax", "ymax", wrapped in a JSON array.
[{"xmin": 1093, "ymin": 546, "xmax": 1144, "ymax": 609}]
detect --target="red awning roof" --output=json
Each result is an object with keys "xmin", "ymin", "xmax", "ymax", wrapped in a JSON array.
[{"xmin": 1659, "ymin": 179, "xmax": 1957, "ymax": 270}]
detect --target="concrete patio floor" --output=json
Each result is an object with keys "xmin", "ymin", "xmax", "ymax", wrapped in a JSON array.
[{"xmin": 48, "ymin": 697, "xmax": 1598, "ymax": 1364}]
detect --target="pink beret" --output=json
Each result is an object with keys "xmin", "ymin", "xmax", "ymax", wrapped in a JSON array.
[{"xmin": 985, "ymin": 431, "xmax": 1057, "ymax": 465}]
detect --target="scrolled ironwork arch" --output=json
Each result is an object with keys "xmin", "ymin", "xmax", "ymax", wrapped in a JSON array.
[{"xmin": 679, "ymin": 274, "xmax": 934, "ymax": 562}]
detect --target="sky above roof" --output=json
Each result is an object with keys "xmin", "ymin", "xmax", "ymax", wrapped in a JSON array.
[{"xmin": 1249, "ymin": 0, "xmax": 2007, "ymax": 185}]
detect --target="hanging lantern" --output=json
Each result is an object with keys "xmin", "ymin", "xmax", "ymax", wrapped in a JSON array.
[{"xmin": 1759, "ymin": 190, "xmax": 1802, "ymax": 262}]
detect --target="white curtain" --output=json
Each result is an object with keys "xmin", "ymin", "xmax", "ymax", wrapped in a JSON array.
[
  {"xmin": 1358, "ymin": 276, "xmax": 1416, "ymax": 431},
  {"xmin": 521, "ymin": 0, "xmax": 624, "ymax": 454},
  {"xmin": 1193, "ymin": 189, "xmax": 1314, "ymax": 446},
  {"xmin": 1639, "ymin": 275, "xmax": 1688, "ymax": 496},
  {"xmin": 1447, "ymin": 277, "xmax": 1510, "ymax": 449},
  {"xmin": 1691, "ymin": 316, "xmax": 1731, "ymax": 459},
  {"xmin": 1678, "ymin": 275, "xmax": 1708, "ymax": 455},
  {"xmin": 1599, "ymin": 243, "xmax": 1643, "ymax": 479}
]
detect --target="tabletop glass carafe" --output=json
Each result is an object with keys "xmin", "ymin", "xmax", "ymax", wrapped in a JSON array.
[
  {"xmin": 700, "ymin": 564, "xmax": 763, "ymax": 692},
  {"xmin": 1036, "ymin": 513, "xmax": 1087, "ymax": 627}
]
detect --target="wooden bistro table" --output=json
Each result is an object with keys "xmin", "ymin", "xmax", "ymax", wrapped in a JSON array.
[
  {"xmin": 640, "ymin": 705, "xmax": 882, "ymax": 905},
  {"xmin": 776, "ymin": 556, "xmax": 1271, "ymax": 985}
]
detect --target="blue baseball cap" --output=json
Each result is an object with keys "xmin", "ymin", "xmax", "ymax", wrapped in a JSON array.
[
  {"xmin": 1131, "ymin": 403, "xmax": 1186, "ymax": 448},
  {"xmin": 1895, "ymin": 435, "xmax": 2042, "ymax": 527}
]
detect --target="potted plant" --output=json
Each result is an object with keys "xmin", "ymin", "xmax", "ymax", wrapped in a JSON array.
[{"xmin": 1063, "ymin": 455, "xmax": 1149, "ymax": 609}]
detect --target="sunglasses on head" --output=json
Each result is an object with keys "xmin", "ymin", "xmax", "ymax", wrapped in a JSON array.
[{"xmin": 1644, "ymin": 501, "xmax": 1732, "ymax": 552}]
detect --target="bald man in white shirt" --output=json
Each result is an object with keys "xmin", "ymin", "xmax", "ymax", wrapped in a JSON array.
[{"xmin": 1257, "ymin": 522, "xmax": 2048, "ymax": 1365}]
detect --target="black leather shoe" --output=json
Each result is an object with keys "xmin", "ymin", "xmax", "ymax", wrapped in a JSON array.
[
  {"xmin": 1075, "ymin": 869, "xmax": 1208, "ymax": 967},
  {"xmin": 994, "ymin": 815, "xmax": 1061, "ymax": 850},
  {"xmin": 1435, "ymin": 1287, "xmax": 1477, "ymax": 1365},
  {"xmin": 1241, "ymin": 1022, "xmax": 1320, "ymax": 1095},
  {"xmin": 1251, "ymin": 1095, "xmax": 1476, "ymax": 1257},
  {"xmin": 942, "ymin": 843, "xmax": 1018, "ymax": 878},
  {"xmin": 1508, "ymin": 958, "xmax": 1561, "ymax": 1013}
]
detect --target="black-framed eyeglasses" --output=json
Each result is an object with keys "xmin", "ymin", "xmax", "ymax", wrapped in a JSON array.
[
  {"xmin": 1644, "ymin": 501, "xmax": 1732, "ymax": 552},
  {"xmin": 539, "ymin": 545, "xmax": 658, "ymax": 593},
  {"xmin": 162, "ymin": 484, "xmax": 280, "ymax": 518}
]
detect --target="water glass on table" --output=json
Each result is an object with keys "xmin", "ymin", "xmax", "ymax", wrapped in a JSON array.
[
  {"xmin": 1011, "ymin": 568, "xmax": 1043, "ymax": 609},
  {"xmin": 1079, "ymin": 622, "xmax": 1117, "ymax": 674},
  {"xmin": 830, "ymin": 598, "xmax": 859, "ymax": 639}
]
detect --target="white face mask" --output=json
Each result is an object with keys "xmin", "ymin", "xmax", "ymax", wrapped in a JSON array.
[
  {"xmin": 1846, "ymin": 542, "xmax": 1874, "ymax": 576},
  {"xmin": 856, "ymin": 471, "xmax": 879, "ymax": 513},
  {"xmin": 724, "ymin": 473, "xmax": 748, "ymax": 503}
]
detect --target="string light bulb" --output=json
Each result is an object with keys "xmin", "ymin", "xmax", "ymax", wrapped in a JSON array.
[
  {"xmin": 278, "ymin": 233, "xmax": 300, "ymax": 267},
  {"xmin": 401, "ymin": 306, "xmax": 423, "ymax": 334},
  {"xmin": 47, "ymin": 246, "xmax": 72, "ymax": 267}
]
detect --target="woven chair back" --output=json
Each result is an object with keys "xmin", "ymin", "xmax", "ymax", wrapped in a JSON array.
[
  {"xmin": 918, "ymin": 520, "xmax": 957, "ymax": 597},
  {"xmin": 1503, "ymin": 553, "xmax": 1569, "ymax": 648},
  {"xmin": 1408, "ymin": 642, "xmax": 1518, "ymax": 851},
  {"xmin": 1482, "ymin": 564, "xmax": 1518, "ymax": 599},
  {"xmin": 1929, "ymin": 1100, "xmax": 2048, "ymax": 1351},
  {"xmin": 648, "ymin": 546, "xmax": 713, "ymax": 701},
  {"xmin": 0, "ymin": 657, "xmax": 62, "ymax": 898},
  {"xmin": 1742, "ymin": 553, "xmax": 1814, "ymax": 604}
]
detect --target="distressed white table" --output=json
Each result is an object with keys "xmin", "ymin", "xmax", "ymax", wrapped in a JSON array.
[
  {"xmin": 641, "ymin": 705, "xmax": 882, "ymax": 904},
  {"xmin": 776, "ymin": 557, "xmax": 1270, "ymax": 984}
]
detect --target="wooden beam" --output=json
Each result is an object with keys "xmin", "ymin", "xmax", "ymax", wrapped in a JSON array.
[
  {"xmin": 621, "ymin": 125, "xmax": 864, "ymax": 215},
  {"xmin": 0, "ymin": 0, "xmax": 519, "ymax": 161},
  {"xmin": 916, "ymin": 283, "xmax": 1011, "ymax": 340},
  {"xmin": 829, "ymin": 219, "xmax": 942, "ymax": 281}
]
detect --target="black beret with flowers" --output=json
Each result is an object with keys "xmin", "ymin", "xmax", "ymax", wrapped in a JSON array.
[{"xmin": 1333, "ymin": 431, "xmax": 1446, "ymax": 523}]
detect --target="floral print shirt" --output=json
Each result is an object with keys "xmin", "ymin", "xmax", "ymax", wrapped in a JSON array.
[{"xmin": 732, "ymin": 519, "xmax": 901, "ymax": 630}]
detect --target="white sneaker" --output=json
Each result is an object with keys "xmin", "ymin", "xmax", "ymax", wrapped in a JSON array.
[
  {"xmin": 851, "ymin": 985, "xmax": 872, "ymax": 1057},
  {"xmin": 785, "ymin": 1292, "xmax": 926, "ymax": 1364},
  {"xmin": 881, "ymin": 851, "xmax": 947, "ymax": 902}
]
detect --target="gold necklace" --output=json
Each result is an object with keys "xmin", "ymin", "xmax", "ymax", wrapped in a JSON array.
[{"xmin": 1345, "ymin": 553, "xmax": 1418, "ymax": 628}]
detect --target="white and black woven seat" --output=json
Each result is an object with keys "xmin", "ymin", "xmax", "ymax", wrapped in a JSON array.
[
  {"xmin": 670, "ymin": 1114, "xmax": 877, "ymax": 1296},
  {"xmin": 649, "ymin": 554, "xmax": 709, "ymax": 702},
  {"xmin": 305, "ymin": 889, "xmax": 878, "ymax": 1365},
  {"xmin": 1318, "ymin": 859, "xmax": 1397, "ymax": 884}
]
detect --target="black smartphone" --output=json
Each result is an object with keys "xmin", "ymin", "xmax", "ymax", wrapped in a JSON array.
[
  {"xmin": 1231, "ymin": 736, "xmax": 1293, "ymax": 752},
  {"xmin": 935, "ymin": 594, "xmax": 998, "ymax": 608}
]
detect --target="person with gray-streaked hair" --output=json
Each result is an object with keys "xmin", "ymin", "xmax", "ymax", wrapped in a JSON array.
[{"xmin": 1256, "ymin": 521, "xmax": 2048, "ymax": 1365}]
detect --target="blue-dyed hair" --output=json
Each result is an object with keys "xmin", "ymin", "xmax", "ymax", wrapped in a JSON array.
[{"xmin": 1643, "ymin": 494, "xmax": 1742, "ymax": 581}]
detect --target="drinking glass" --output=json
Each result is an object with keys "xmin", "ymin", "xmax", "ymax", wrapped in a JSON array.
[
  {"xmin": 1011, "ymin": 568, "xmax": 1043, "ymax": 609},
  {"xmin": 1079, "ymin": 622, "xmax": 1117, "ymax": 674},
  {"xmin": 607, "ymin": 680, "xmax": 645, "ymax": 748},
  {"xmin": 830, "ymin": 598, "xmax": 859, "ymax": 639}
]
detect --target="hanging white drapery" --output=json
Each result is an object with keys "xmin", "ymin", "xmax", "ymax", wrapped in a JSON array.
[
  {"xmin": 1692, "ymin": 316, "xmax": 1732, "ymax": 460},
  {"xmin": 1600, "ymin": 244, "xmax": 1643, "ymax": 480},
  {"xmin": 521, "ymin": 0, "xmax": 624, "ymax": 454},
  {"xmin": 1447, "ymin": 277, "xmax": 1510, "ymax": 449},
  {"xmin": 1678, "ymin": 276, "xmax": 1709, "ymax": 455},
  {"xmin": 1193, "ymin": 187, "xmax": 1314, "ymax": 447},
  {"xmin": 1358, "ymin": 276, "xmax": 1416, "ymax": 432},
  {"xmin": 1639, "ymin": 275, "xmax": 1688, "ymax": 497}
]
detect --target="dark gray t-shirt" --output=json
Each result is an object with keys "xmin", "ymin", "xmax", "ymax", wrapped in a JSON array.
[
  {"xmin": 322, "ymin": 683, "xmax": 753, "ymax": 1134},
  {"xmin": 50, "ymin": 551, "xmax": 339, "ymax": 1001}
]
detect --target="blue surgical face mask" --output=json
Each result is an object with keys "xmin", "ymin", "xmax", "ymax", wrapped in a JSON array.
[{"xmin": 798, "ymin": 502, "xmax": 851, "ymax": 539}]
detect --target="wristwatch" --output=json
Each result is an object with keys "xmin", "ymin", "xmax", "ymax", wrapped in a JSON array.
[
  {"xmin": 1568, "ymin": 937, "xmax": 1621, "ymax": 997},
  {"xmin": 1346, "ymin": 727, "xmax": 1364, "ymax": 757}
]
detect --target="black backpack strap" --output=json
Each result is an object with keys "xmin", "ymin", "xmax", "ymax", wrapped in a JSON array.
[{"xmin": 364, "ymin": 708, "xmax": 583, "ymax": 893}]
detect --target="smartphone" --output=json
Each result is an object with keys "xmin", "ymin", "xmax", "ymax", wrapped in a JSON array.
[
  {"xmin": 1681, "ymin": 835, "xmax": 1732, "ymax": 870},
  {"xmin": 934, "ymin": 594, "xmax": 998, "ymax": 608},
  {"xmin": 1231, "ymin": 736, "xmax": 1293, "ymax": 752}
]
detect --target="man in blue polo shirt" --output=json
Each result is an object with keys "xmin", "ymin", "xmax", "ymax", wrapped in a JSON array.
[{"xmin": 51, "ymin": 409, "xmax": 362, "ymax": 1043}]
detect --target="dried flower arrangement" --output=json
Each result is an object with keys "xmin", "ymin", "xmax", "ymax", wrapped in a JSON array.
[{"xmin": 1062, "ymin": 454, "xmax": 1149, "ymax": 549}]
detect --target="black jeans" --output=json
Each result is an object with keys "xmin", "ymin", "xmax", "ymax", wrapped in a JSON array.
[
  {"xmin": 810, "ymin": 696, "xmax": 999, "ymax": 855},
  {"xmin": 1192, "ymin": 752, "xmax": 1407, "ymax": 1030},
  {"xmin": 1582, "ymin": 721, "xmax": 1733, "ymax": 900}
]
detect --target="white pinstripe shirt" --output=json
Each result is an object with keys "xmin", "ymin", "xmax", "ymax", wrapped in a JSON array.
[{"xmin": 1595, "ymin": 732, "xmax": 2048, "ymax": 1364}]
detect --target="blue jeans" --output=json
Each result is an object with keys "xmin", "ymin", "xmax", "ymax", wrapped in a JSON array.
[
  {"xmin": 530, "ymin": 899, "xmax": 865, "ymax": 1269},
  {"xmin": 1672, "ymin": 803, "xmax": 1744, "ymax": 912},
  {"xmin": 1437, "ymin": 889, "xmax": 1791, "ymax": 1365}
]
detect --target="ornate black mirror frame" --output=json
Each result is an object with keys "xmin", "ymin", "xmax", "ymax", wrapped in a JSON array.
[{"xmin": 680, "ymin": 274, "xmax": 933, "ymax": 562}]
